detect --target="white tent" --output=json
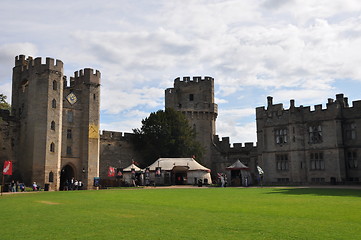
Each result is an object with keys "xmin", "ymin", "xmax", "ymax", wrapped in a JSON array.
[
  {"xmin": 226, "ymin": 160, "xmax": 252, "ymax": 186},
  {"xmin": 122, "ymin": 163, "xmax": 142, "ymax": 184},
  {"xmin": 147, "ymin": 158, "xmax": 212, "ymax": 185},
  {"xmin": 123, "ymin": 163, "xmax": 142, "ymax": 172}
]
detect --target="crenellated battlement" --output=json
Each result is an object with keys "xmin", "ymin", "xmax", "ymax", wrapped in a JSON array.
[
  {"xmin": 174, "ymin": 76, "xmax": 214, "ymax": 83},
  {"xmin": 69, "ymin": 68, "xmax": 101, "ymax": 87},
  {"xmin": 213, "ymin": 135, "xmax": 256, "ymax": 152},
  {"xmin": 73, "ymin": 68, "xmax": 101, "ymax": 78},
  {"xmin": 100, "ymin": 130, "xmax": 134, "ymax": 141},
  {"xmin": 15, "ymin": 55, "xmax": 63, "ymax": 72},
  {"xmin": 256, "ymin": 94, "xmax": 361, "ymax": 121}
]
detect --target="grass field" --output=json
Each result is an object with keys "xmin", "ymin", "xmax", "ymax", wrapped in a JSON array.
[{"xmin": 1, "ymin": 187, "xmax": 361, "ymax": 240}]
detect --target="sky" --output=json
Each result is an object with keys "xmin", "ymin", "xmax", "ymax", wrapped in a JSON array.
[{"xmin": 1, "ymin": 0, "xmax": 361, "ymax": 145}]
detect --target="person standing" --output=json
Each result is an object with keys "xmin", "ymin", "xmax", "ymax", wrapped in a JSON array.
[
  {"xmin": 32, "ymin": 182, "xmax": 38, "ymax": 191},
  {"xmin": 74, "ymin": 180, "xmax": 79, "ymax": 190},
  {"xmin": 64, "ymin": 179, "xmax": 69, "ymax": 191},
  {"xmin": 220, "ymin": 174, "xmax": 225, "ymax": 187},
  {"xmin": 11, "ymin": 180, "xmax": 16, "ymax": 192},
  {"xmin": 70, "ymin": 178, "xmax": 74, "ymax": 190}
]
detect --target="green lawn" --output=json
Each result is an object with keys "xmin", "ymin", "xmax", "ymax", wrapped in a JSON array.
[{"xmin": 1, "ymin": 187, "xmax": 361, "ymax": 240}]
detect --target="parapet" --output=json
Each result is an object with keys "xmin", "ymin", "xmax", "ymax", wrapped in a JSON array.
[
  {"xmin": 174, "ymin": 76, "xmax": 214, "ymax": 83},
  {"xmin": 69, "ymin": 68, "xmax": 101, "ymax": 87},
  {"xmin": 15, "ymin": 55, "xmax": 63, "ymax": 71},
  {"xmin": 100, "ymin": 130, "xmax": 134, "ymax": 141},
  {"xmin": 257, "ymin": 94, "xmax": 361, "ymax": 120},
  {"xmin": 213, "ymin": 135, "xmax": 257, "ymax": 152},
  {"xmin": 74, "ymin": 68, "xmax": 101, "ymax": 78}
]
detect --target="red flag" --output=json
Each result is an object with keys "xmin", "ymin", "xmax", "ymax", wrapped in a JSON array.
[
  {"xmin": 3, "ymin": 161, "xmax": 12, "ymax": 175},
  {"xmin": 108, "ymin": 166, "xmax": 115, "ymax": 177}
]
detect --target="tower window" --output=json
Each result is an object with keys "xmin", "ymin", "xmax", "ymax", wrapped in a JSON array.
[
  {"xmin": 276, "ymin": 154, "xmax": 289, "ymax": 171},
  {"xmin": 310, "ymin": 152, "xmax": 325, "ymax": 170},
  {"xmin": 49, "ymin": 171, "xmax": 54, "ymax": 182},
  {"xmin": 275, "ymin": 128, "xmax": 288, "ymax": 144},
  {"xmin": 51, "ymin": 121, "xmax": 55, "ymax": 130},
  {"xmin": 66, "ymin": 146, "xmax": 72, "ymax": 155},
  {"xmin": 347, "ymin": 151, "xmax": 358, "ymax": 169},
  {"xmin": 50, "ymin": 142, "xmax": 55, "ymax": 152},
  {"xmin": 189, "ymin": 94, "xmax": 194, "ymax": 101},
  {"xmin": 67, "ymin": 129, "xmax": 72, "ymax": 139},
  {"xmin": 67, "ymin": 111, "xmax": 73, "ymax": 123},
  {"xmin": 53, "ymin": 80, "xmax": 57, "ymax": 90},
  {"xmin": 345, "ymin": 123, "xmax": 357, "ymax": 140},
  {"xmin": 309, "ymin": 124, "xmax": 322, "ymax": 143},
  {"xmin": 52, "ymin": 99, "xmax": 56, "ymax": 108}
]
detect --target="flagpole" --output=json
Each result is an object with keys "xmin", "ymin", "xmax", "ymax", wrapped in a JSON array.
[{"xmin": 1, "ymin": 173, "xmax": 4, "ymax": 196}]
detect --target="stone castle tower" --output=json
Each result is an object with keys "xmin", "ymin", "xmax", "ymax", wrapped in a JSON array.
[
  {"xmin": 11, "ymin": 55, "xmax": 100, "ymax": 190},
  {"xmin": 165, "ymin": 76, "xmax": 218, "ymax": 168}
]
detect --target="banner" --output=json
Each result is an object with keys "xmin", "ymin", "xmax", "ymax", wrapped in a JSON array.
[
  {"xmin": 155, "ymin": 167, "xmax": 161, "ymax": 177},
  {"xmin": 3, "ymin": 161, "xmax": 12, "ymax": 175},
  {"xmin": 116, "ymin": 168, "xmax": 123, "ymax": 178},
  {"xmin": 108, "ymin": 166, "xmax": 115, "ymax": 177}
]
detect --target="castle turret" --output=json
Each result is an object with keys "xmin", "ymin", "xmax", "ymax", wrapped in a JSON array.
[
  {"xmin": 12, "ymin": 55, "xmax": 64, "ymax": 189},
  {"xmin": 62, "ymin": 68, "xmax": 100, "ymax": 189},
  {"xmin": 165, "ymin": 76, "xmax": 218, "ymax": 168}
]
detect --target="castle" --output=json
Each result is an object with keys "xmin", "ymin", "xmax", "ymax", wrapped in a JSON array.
[
  {"xmin": 257, "ymin": 95, "xmax": 361, "ymax": 184},
  {"xmin": 1, "ymin": 55, "xmax": 360, "ymax": 189},
  {"xmin": 0, "ymin": 55, "xmax": 100, "ymax": 190}
]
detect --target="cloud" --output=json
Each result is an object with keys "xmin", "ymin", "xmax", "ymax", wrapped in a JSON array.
[
  {"xmin": 216, "ymin": 108, "xmax": 256, "ymax": 143},
  {"xmin": 101, "ymin": 87, "xmax": 164, "ymax": 114},
  {"xmin": 2, "ymin": 0, "xmax": 361, "ymax": 145},
  {"xmin": 0, "ymin": 43, "xmax": 38, "ymax": 85}
]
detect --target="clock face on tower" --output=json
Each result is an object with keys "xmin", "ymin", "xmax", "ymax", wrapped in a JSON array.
[{"xmin": 66, "ymin": 92, "xmax": 77, "ymax": 105}]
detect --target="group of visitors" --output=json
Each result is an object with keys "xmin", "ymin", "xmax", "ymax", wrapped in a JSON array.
[
  {"xmin": 8, "ymin": 180, "xmax": 25, "ymax": 192},
  {"xmin": 63, "ymin": 178, "xmax": 83, "ymax": 190},
  {"xmin": 218, "ymin": 173, "xmax": 228, "ymax": 187}
]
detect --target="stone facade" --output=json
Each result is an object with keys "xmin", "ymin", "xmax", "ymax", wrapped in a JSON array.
[
  {"xmin": 1, "ymin": 55, "xmax": 100, "ymax": 190},
  {"xmin": 165, "ymin": 77, "xmax": 258, "ymax": 181},
  {"xmin": 165, "ymin": 76, "xmax": 218, "ymax": 169},
  {"xmin": 256, "ymin": 94, "xmax": 361, "ymax": 184},
  {"xmin": 99, "ymin": 76, "xmax": 258, "ymax": 184},
  {"xmin": 99, "ymin": 131, "xmax": 142, "ymax": 179},
  {"xmin": 0, "ymin": 56, "xmax": 258, "ymax": 188}
]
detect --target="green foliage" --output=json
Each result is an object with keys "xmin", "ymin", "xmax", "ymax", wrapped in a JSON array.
[
  {"xmin": 1, "ymin": 187, "xmax": 361, "ymax": 239},
  {"xmin": 0, "ymin": 93, "xmax": 11, "ymax": 110},
  {"xmin": 133, "ymin": 108, "xmax": 203, "ymax": 166}
]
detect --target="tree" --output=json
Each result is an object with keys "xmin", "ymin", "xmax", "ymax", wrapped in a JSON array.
[
  {"xmin": 133, "ymin": 108, "xmax": 203, "ymax": 167},
  {"xmin": 0, "ymin": 94, "xmax": 11, "ymax": 110}
]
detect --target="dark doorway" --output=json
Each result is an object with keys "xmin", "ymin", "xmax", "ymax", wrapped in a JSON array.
[
  {"xmin": 172, "ymin": 166, "xmax": 188, "ymax": 185},
  {"xmin": 174, "ymin": 172, "xmax": 187, "ymax": 185},
  {"xmin": 60, "ymin": 165, "xmax": 75, "ymax": 190},
  {"xmin": 231, "ymin": 170, "xmax": 241, "ymax": 186}
]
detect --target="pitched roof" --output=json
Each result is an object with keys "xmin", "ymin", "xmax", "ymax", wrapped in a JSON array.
[
  {"xmin": 226, "ymin": 160, "xmax": 249, "ymax": 170},
  {"xmin": 123, "ymin": 163, "xmax": 142, "ymax": 172},
  {"xmin": 147, "ymin": 158, "xmax": 210, "ymax": 172}
]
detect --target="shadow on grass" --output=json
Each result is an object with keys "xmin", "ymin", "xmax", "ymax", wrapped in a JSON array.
[{"xmin": 266, "ymin": 187, "xmax": 361, "ymax": 198}]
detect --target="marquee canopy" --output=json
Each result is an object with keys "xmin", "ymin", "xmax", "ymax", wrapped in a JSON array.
[
  {"xmin": 226, "ymin": 160, "xmax": 249, "ymax": 170},
  {"xmin": 123, "ymin": 163, "xmax": 142, "ymax": 172},
  {"xmin": 147, "ymin": 158, "xmax": 210, "ymax": 172}
]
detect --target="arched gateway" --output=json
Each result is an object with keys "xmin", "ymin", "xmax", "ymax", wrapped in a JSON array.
[{"xmin": 60, "ymin": 165, "xmax": 75, "ymax": 190}]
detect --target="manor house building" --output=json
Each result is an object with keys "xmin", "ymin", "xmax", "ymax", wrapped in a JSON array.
[{"xmin": 256, "ymin": 94, "xmax": 361, "ymax": 184}]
